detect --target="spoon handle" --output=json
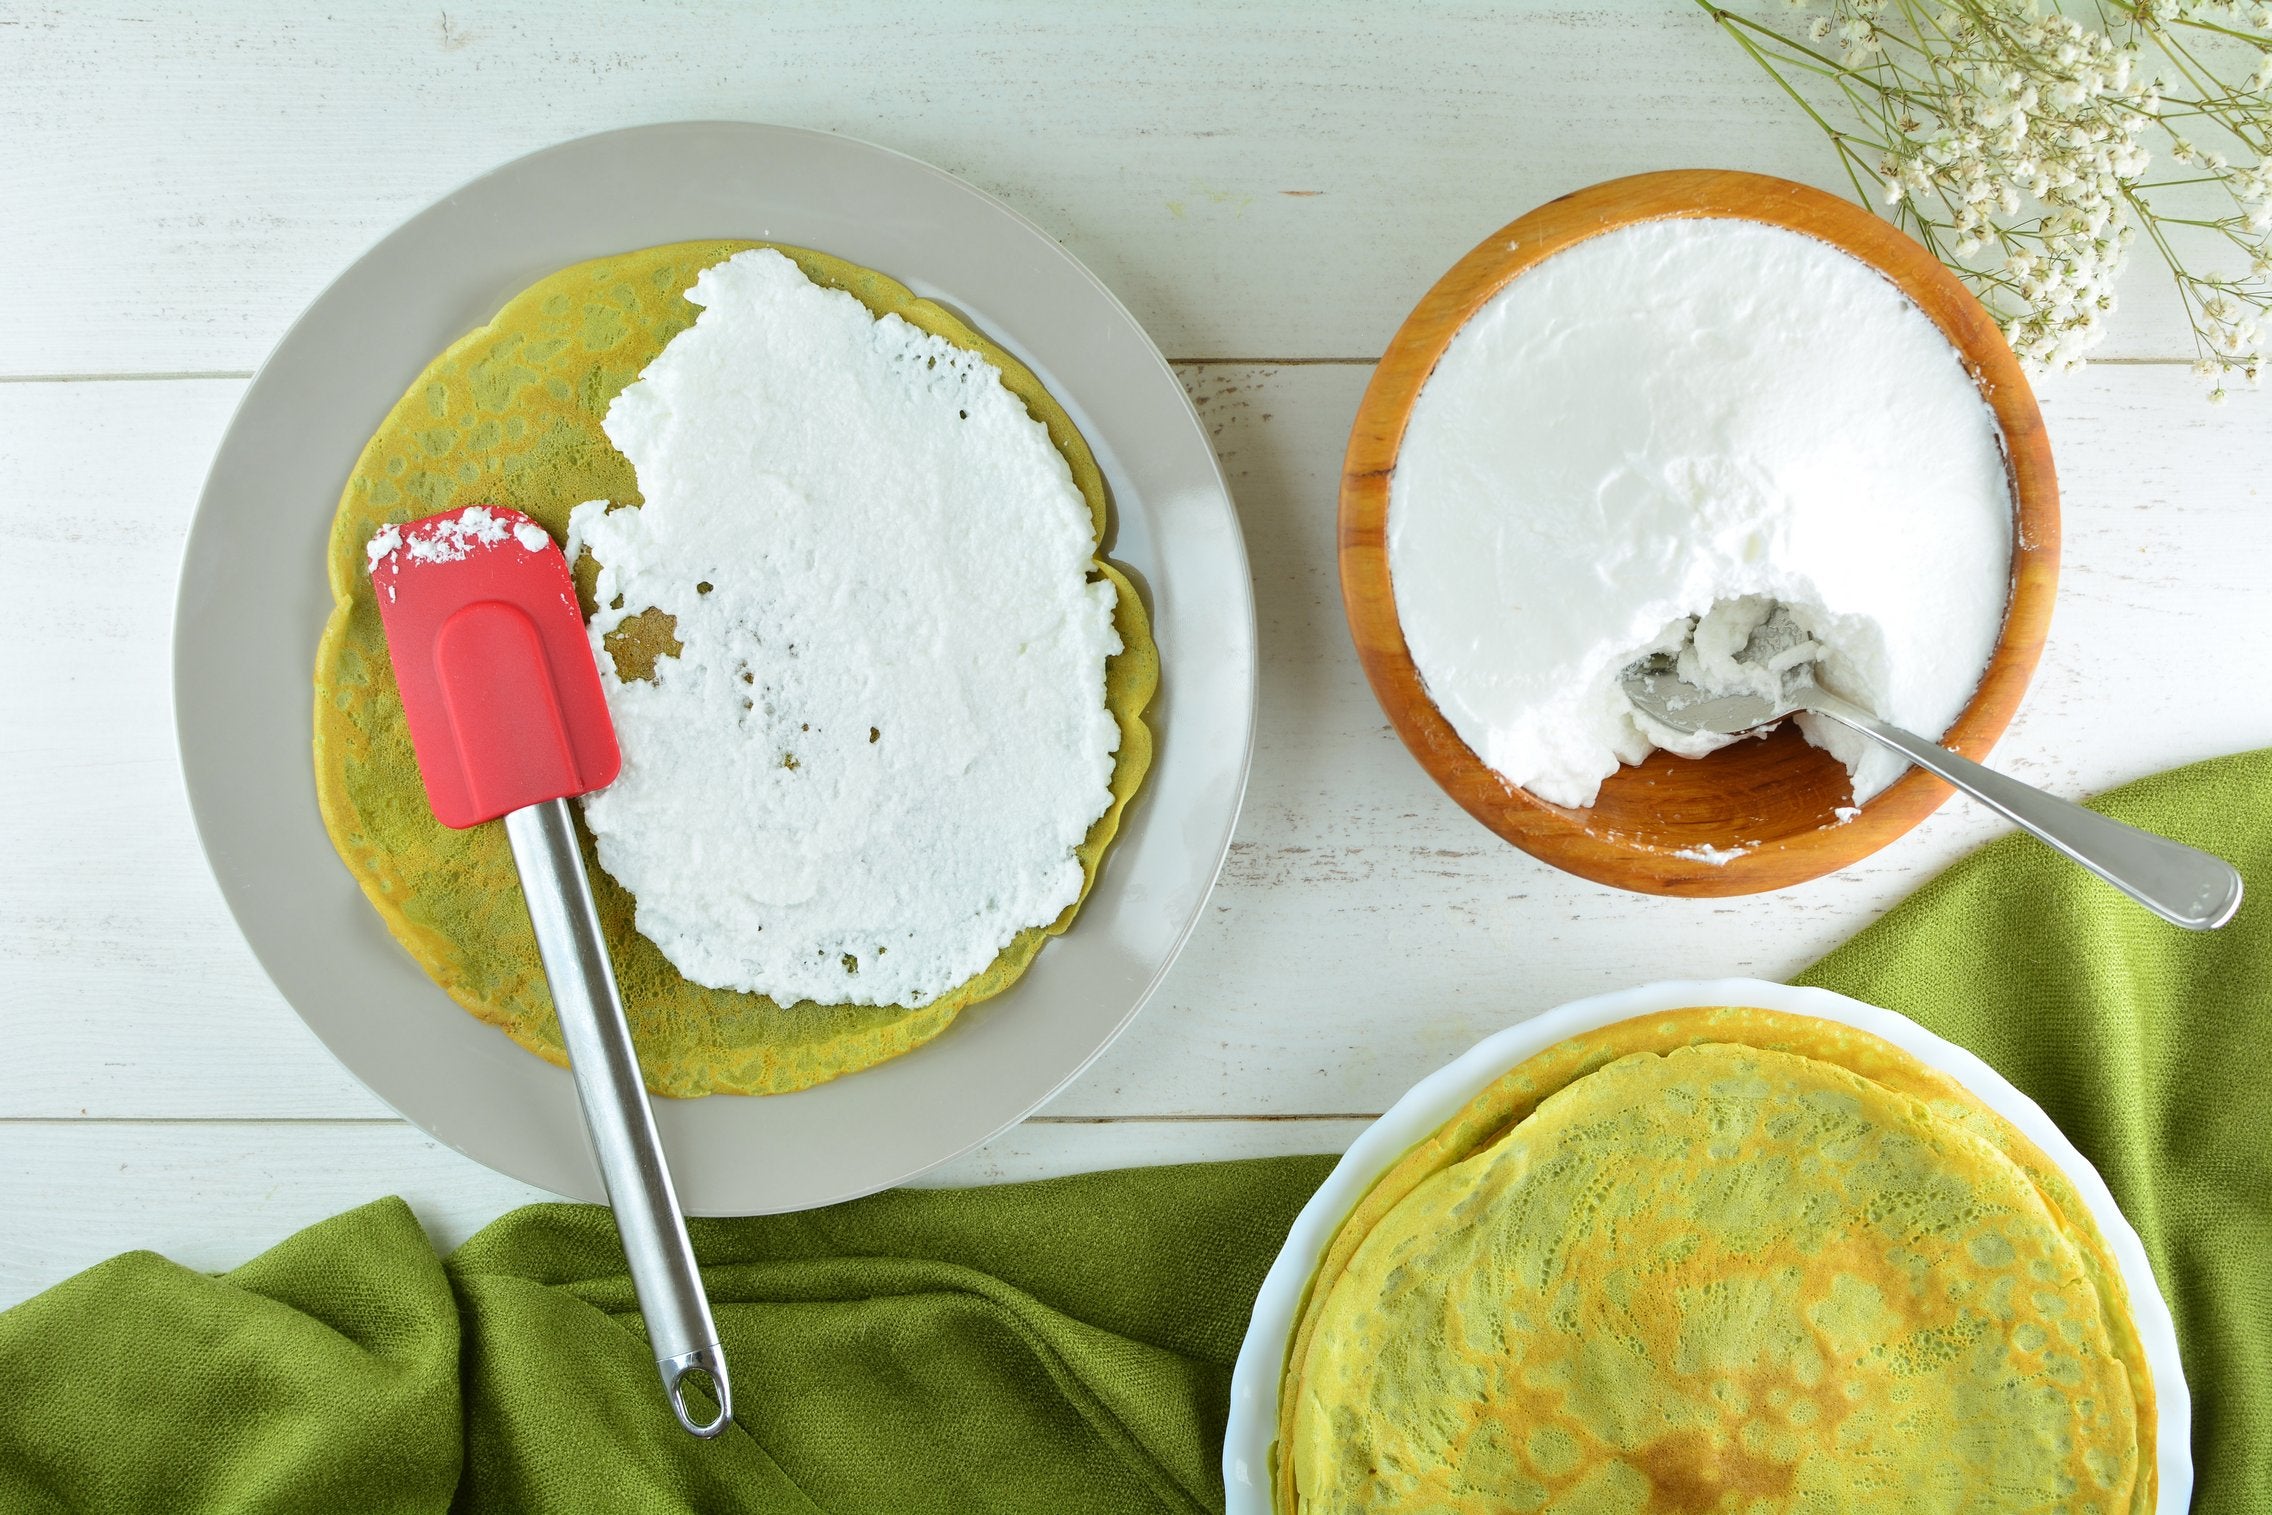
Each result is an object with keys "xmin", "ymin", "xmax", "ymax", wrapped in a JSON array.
[{"xmin": 1801, "ymin": 691, "xmax": 2244, "ymax": 930}]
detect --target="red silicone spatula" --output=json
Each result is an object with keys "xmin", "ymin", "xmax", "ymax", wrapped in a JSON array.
[{"xmin": 369, "ymin": 504, "xmax": 732, "ymax": 1438}]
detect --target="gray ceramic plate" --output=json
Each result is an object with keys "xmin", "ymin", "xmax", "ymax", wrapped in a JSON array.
[{"xmin": 174, "ymin": 122, "xmax": 1253, "ymax": 1214}]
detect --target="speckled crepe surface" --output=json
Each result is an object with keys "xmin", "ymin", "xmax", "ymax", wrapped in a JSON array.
[
  {"xmin": 1279, "ymin": 1007, "xmax": 2152, "ymax": 1515},
  {"xmin": 313, "ymin": 240, "xmax": 1156, "ymax": 1098}
]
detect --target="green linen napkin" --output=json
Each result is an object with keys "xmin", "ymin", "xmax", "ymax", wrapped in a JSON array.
[
  {"xmin": 0, "ymin": 1160, "xmax": 1330, "ymax": 1514},
  {"xmin": 2, "ymin": 750, "xmax": 2264, "ymax": 1512}
]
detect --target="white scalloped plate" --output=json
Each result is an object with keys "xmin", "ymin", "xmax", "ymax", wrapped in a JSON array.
[{"xmin": 1225, "ymin": 977, "xmax": 2189, "ymax": 1514}]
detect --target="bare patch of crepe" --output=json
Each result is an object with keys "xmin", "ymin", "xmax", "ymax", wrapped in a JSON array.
[
  {"xmin": 600, "ymin": 606, "xmax": 682, "ymax": 685},
  {"xmin": 1277, "ymin": 1007, "xmax": 2153, "ymax": 1515},
  {"xmin": 312, "ymin": 240, "xmax": 1156, "ymax": 1098}
]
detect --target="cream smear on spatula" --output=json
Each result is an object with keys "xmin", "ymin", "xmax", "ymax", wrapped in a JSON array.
[
  {"xmin": 568, "ymin": 250, "xmax": 1120, "ymax": 1008},
  {"xmin": 1388, "ymin": 218, "xmax": 2013, "ymax": 809}
]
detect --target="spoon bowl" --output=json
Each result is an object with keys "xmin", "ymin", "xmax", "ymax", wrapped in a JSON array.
[
  {"xmin": 1624, "ymin": 661, "xmax": 1791, "ymax": 739},
  {"xmin": 1625, "ymin": 607, "xmax": 1813, "ymax": 737}
]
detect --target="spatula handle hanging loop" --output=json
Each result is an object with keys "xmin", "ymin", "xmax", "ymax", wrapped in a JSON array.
[{"xmin": 503, "ymin": 798, "xmax": 735, "ymax": 1437}]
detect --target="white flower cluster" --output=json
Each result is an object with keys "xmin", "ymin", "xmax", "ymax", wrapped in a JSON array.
[
  {"xmin": 1713, "ymin": 0, "xmax": 2272, "ymax": 392},
  {"xmin": 1872, "ymin": 5, "xmax": 2150, "ymax": 371},
  {"xmin": 2140, "ymin": 0, "xmax": 2272, "ymax": 31}
]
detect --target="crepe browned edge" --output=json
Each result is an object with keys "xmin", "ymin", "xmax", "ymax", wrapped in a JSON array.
[
  {"xmin": 1270, "ymin": 1005, "xmax": 2155, "ymax": 1513},
  {"xmin": 314, "ymin": 240, "xmax": 1157, "ymax": 1098}
]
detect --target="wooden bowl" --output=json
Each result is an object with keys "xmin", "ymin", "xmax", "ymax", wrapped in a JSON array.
[{"xmin": 1340, "ymin": 170, "xmax": 2058, "ymax": 897}]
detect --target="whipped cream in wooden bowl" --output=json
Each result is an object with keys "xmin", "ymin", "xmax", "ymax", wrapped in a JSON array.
[{"xmin": 1388, "ymin": 217, "xmax": 2013, "ymax": 810}]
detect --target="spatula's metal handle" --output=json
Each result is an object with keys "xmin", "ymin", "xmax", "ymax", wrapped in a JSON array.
[
  {"xmin": 1804, "ymin": 692, "xmax": 2244, "ymax": 931},
  {"xmin": 503, "ymin": 798, "xmax": 733, "ymax": 1437}
]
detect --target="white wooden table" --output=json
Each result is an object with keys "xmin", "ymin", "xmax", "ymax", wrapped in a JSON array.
[{"xmin": 4, "ymin": 2, "xmax": 2267, "ymax": 1311}]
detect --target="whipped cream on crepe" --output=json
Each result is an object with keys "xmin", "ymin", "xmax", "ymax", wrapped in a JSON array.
[{"xmin": 569, "ymin": 250, "xmax": 1120, "ymax": 1008}]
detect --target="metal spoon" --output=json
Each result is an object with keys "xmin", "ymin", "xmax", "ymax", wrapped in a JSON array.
[{"xmin": 1623, "ymin": 610, "xmax": 2243, "ymax": 930}]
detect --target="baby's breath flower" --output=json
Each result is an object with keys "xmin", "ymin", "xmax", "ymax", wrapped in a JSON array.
[{"xmin": 1703, "ymin": 0, "xmax": 2272, "ymax": 392}]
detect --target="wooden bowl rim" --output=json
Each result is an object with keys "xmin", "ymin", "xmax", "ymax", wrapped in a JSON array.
[{"xmin": 1339, "ymin": 169, "xmax": 2059, "ymax": 897}]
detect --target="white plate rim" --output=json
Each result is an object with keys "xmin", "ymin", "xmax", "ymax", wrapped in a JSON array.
[
  {"xmin": 172, "ymin": 121, "xmax": 1255, "ymax": 1215},
  {"xmin": 1223, "ymin": 976, "xmax": 2191, "ymax": 1514}
]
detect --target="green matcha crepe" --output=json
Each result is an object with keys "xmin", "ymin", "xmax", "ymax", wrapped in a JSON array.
[
  {"xmin": 1280, "ymin": 1007, "xmax": 2153, "ymax": 1514},
  {"xmin": 313, "ymin": 241, "xmax": 1156, "ymax": 1098}
]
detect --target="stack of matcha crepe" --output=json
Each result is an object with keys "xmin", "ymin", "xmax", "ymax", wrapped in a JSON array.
[{"xmin": 1279, "ymin": 1007, "xmax": 2154, "ymax": 1514}]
